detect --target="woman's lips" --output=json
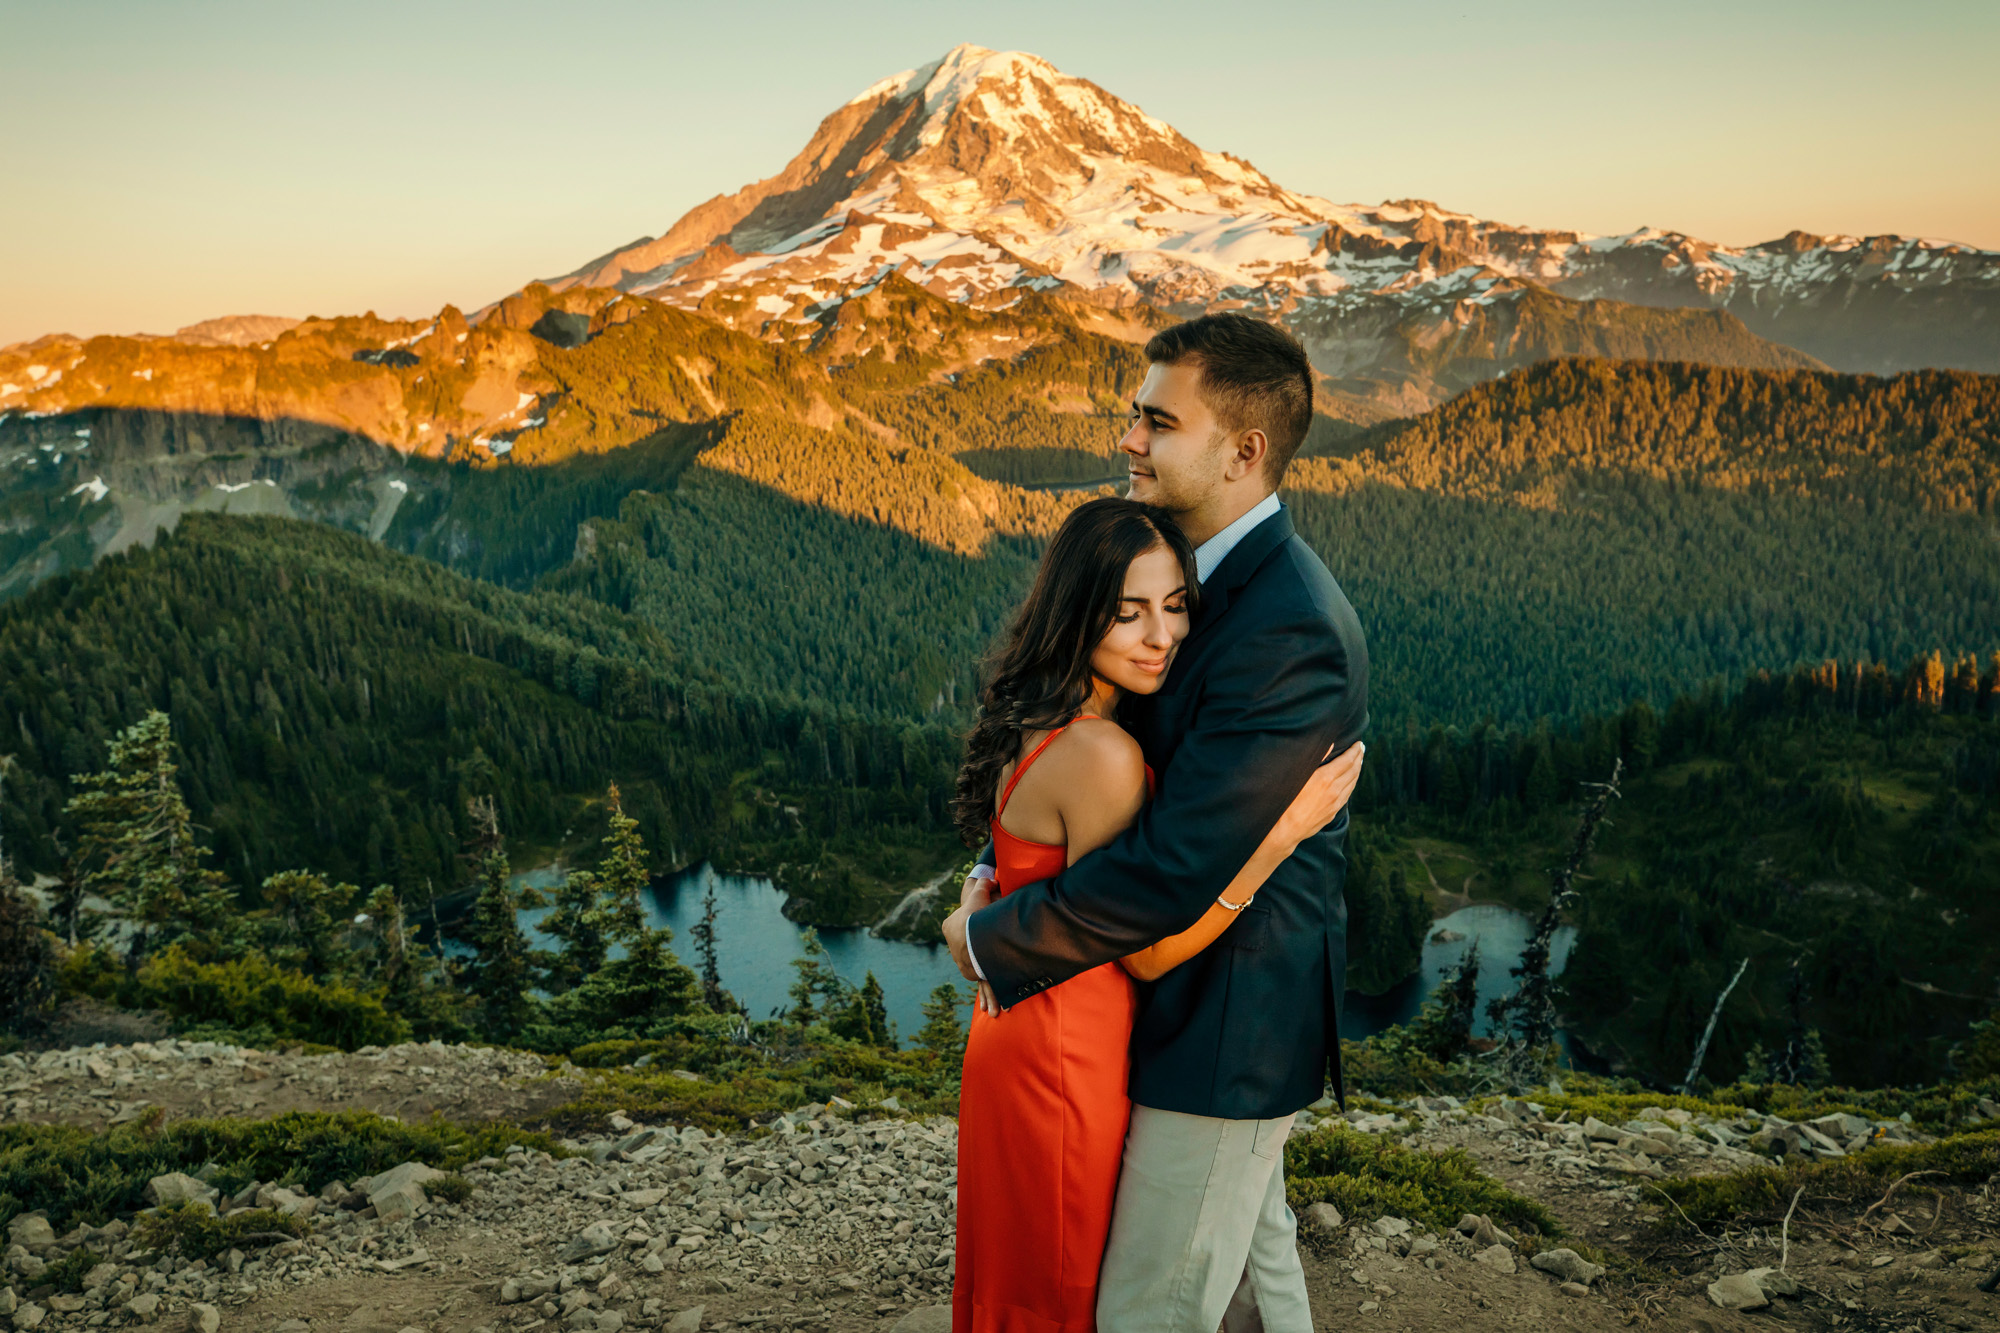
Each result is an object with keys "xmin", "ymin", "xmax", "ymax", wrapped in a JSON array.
[{"xmin": 1130, "ymin": 658, "xmax": 1168, "ymax": 675}]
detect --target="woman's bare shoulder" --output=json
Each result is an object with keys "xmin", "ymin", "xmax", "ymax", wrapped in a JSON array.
[{"xmin": 1042, "ymin": 717, "xmax": 1146, "ymax": 788}]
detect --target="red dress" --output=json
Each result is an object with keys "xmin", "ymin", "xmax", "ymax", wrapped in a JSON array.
[{"xmin": 954, "ymin": 720, "xmax": 1149, "ymax": 1333}]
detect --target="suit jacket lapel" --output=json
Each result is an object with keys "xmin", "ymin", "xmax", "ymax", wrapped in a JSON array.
[{"xmin": 1192, "ymin": 506, "xmax": 1294, "ymax": 638}]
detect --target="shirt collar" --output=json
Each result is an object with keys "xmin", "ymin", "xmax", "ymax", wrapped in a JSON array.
[{"xmin": 1193, "ymin": 492, "xmax": 1283, "ymax": 584}]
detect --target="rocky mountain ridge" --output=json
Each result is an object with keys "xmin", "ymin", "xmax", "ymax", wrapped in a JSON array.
[{"xmin": 542, "ymin": 43, "xmax": 1998, "ymax": 409}]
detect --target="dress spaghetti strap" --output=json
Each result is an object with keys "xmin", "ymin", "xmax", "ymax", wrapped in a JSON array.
[{"xmin": 995, "ymin": 714, "xmax": 1103, "ymax": 818}]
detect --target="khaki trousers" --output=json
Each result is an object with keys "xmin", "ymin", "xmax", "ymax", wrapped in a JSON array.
[{"xmin": 1095, "ymin": 1105, "xmax": 1312, "ymax": 1333}]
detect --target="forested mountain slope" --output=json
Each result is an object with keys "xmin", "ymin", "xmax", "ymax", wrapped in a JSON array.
[
  {"xmin": 0, "ymin": 514, "xmax": 962, "ymax": 910},
  {"xmin": 1351, "ymin": 655, "xmax": 2000, "ymax": 1088}
]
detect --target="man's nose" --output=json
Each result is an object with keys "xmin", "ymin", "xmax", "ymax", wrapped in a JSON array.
[{"xmin": 1118, "ymin": 423, "xmax": 1147, "ymax": 456}]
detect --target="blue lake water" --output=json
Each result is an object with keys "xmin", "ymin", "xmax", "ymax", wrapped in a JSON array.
[{"xmin": 487, "ymin": 864, "xmax": 1576, "ymax": 1049}]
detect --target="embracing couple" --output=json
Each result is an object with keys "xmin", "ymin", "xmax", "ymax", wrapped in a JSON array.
[{"xmin": 941, "ymin": 314, "xmax": 1371, "ymax": 1333}]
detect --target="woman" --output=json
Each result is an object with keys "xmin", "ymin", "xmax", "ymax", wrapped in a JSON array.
[{"xmin": 949, "ymin": 497, "xmax": 1363, "ymax": 1333}]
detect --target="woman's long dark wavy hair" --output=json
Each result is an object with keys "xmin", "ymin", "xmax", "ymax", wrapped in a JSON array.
[{"xmin": 953, "ymin": 497, "xmax": 1200, "ymax": 847}]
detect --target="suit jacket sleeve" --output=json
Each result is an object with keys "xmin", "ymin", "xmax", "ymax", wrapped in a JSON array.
[{"xmin": 965, "ymin": 609, "xmax": 1363, "ymax": 1008}]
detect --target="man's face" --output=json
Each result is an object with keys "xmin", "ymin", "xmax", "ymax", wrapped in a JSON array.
[{"xmin": 1118, "ymin": 361, "xmax": 1230, "ymax": 517}]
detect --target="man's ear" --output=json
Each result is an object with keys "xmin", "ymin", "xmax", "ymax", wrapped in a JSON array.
[{"xmin": 1225, "ymin": 428, "xmax": 1270, "ymax": 482}]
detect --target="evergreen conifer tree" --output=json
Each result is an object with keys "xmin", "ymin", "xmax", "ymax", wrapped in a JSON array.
[
  {"xmin": 1408, "ymin": 942, "xmax": 1482, "ymax": 1064},
  {"xmin": 544, "ymin": 785, "xmax": 653, "ymax": 991},
  {"xmin": 537, "ymin": 790, "xmax": 700, "ymax": 1040},
  {"xmin": 0, "ymin": 857, "xmax": 56, "ymax": 1036},
  {"xmin": 916, "ymin": 982, "xmax": 967, "ymax": 1063},
  {"xmin": 260, "ymin": 870, "xmax": 358, "ymax": 978},
  {"xmin": 359, "ymin": 882, "xmax": 467, "ymax": 1040},
  {"xmin": 64, "ymin": 712, "xmax": 236, "ymax": 967},
  {"xmin": 786, "ymin": 928, "xmax": 849, "ymax": 1027},
  {"xmin": 452, "ymin": 795, "xmax": 545, "ymax": 1039},
  {"xmin": 542, "ymin": 866, "xmax": 608, "ymax": 993},
  {"xmin": 45, "ymin": 836, "xmax": 86, "ymax": 949},
  {"xmin": 688, "ymin": 884, "xmax": 736, "ymax": 1014},
  {"xmin": 831, "ymin": 972, "xmax": 893, "ymax": 1046}
]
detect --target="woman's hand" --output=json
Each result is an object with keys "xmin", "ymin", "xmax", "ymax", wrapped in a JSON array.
[{"xmin": 1271, "ymin": 741, "xmax": 1365, "ymax": 852}]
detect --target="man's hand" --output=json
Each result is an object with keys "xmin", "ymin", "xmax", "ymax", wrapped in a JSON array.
[
  {"xmin": 943, "ymin": 874, "xmax": 991, "ymax": 982},
  {"xmin": 944, "ymin": 875, "xmax": 1005, "ymax": 1015}
]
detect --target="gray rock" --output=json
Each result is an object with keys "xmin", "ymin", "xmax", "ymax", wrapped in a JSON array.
[
  {"xmin": 1743, "ymin": 1266, "xmax": 1800, "ymax": 1297},
  {"xmin": 1530, "ymin": 1249, "xmax": 1606, "ymax": 1286},
  {"xmin": 500, "ymin": 1276, "xmax": 557, "ymax": 1305},
  {"xmin": 1581, "ymin": 1116, "xmax": 1620, "ymax": 1143},
  {"xmin": 0, "ymin": 1292, "xmax": 13, "ymax": 1319},
  {"xmin": 1559, "ymin": 1282, "xmax": 1590, "ymax": 1298},
  {"xmin": 265, "ymin": 1188, "xmax": 317, "ymax": 1218},
  {"xmin": 1302, "ymin": 1202, "xmax": 1343, "ymax": 1234},
  {"xmin": 1808, "ymin": 1113, "xmax": 1871, "ymax": 1141},
  {"xmin": 1706, "ymin": 1273, "xmax": 1769, "ymax": 1310},
  {"xmin": 188, "ymin": 1304, "xmax": 221, "ymax": 1333},
  {"xmin": 370, "ymin": 1181, "xmax": 426, "ymax": 1222},
  {"xmin": 13, "ymin": 1303, "xmax": 46, "ymax": 1331},
  {"xmin": 1454, "ymin": 1214, "xmax": 1515, "ymax": 1249},
  {"xmin": 272, "ymin": 1322, "xmax": 309, "ymax": 1333},
  {"xmin": 559, "ymin": 1222, "xmax": 622, "ymax": 1264},
  {"xmin": 889, "ymin": 1310, "xmax": 951, "ymax": 1333},
  {"xmin": 662, "ymin": 1308, "xmax": 705, "ymax": 1333},
  {"xmin": 361, "ymin": 1162, "xmax": 446, "ymax": 1224},
  {"xmin": 6, "ymin": 1216, "xmax": 55, "ymax": 1250},
  {"xmin": 145, "ymin": 1173, "xmax": 218, "ymax": 1209},
  {"xmin": 1369, "ymin": 1216, "xmax": 1411, "ymax": 1238},
  {"xmin": 130, "ymin": 1294, "xmax": 166, "ymax": 1324},
  {"xmin": 1472, "ymin": 1245, "xmax": 1517, "ymax": 1274}
]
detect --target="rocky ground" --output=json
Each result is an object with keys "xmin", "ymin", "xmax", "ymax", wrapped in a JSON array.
[
  {"xmin": 2, "ymin": 1036, "xmax": 581, "ymax": 1131},
  {"xmin": 5, "ymin": 1042, "xmax": 1998, "ymax": 1333}
]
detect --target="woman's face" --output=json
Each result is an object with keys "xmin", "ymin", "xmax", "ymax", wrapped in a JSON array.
[{"xmin": 1090, "ymin": 543, "xmax": 1191, "ymax": 696}]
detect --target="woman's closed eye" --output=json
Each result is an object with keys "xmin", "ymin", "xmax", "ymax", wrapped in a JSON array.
[{"xmin": 1116, "ymin": 603, "xmax": 1187, "ymax": 624}]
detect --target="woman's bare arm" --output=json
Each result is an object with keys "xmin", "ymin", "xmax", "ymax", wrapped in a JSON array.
[{"xmin": 1120, "ymin": 742, "xmax": 1365, "ymax": 983}]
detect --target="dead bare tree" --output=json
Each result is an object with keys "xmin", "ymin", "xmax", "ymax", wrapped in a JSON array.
[
  {"xmin": 1680, "ymin": 956, "xmax": 1751, "ymax": 1095},
  {"xmin": 1486, "ymin": 759, "xmax": 1622, "ymax": 1087}
]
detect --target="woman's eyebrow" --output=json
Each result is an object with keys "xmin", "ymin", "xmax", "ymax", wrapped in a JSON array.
[{"xmin": 1120, "ymin": 586, "xmax": 1188, "ymax": 603}]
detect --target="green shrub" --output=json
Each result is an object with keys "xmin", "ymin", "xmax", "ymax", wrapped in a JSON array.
[
  {"xmin": 1650, "ymin": 1124, "xmax": 2000, "ymax": 1232},
  {"xmin": 427, "ymin": 1172, "xmax": 474, "ymax": 1205},
  {"xmin": 133, "ymin": 947, "xmax": 408, "ymax": 1051},
  {"xmin": 132, "ymin": 1204, "xmax": 308, "ymax": 1261},
  {"xmin": 1948, "ymin": 1013, "xmax": 2000, "ymax": 1080},
  {"xmin": 1283, "ymin": 1125, "xmax": 1559, "ymax": 1238},
  {"xmin": 39, "ymin": 1247, "xmax": 103, "ymax": 1293},
  {"xmin": 0, "ymin": 1110, "xmax": 558, "ymax": 1232},
  {"xmin": 56, "ymin": 941, "xmax": 122, "ymax": 1001},
  {"xmin": 569, "ymin": 1039, "xmax": 675, "ymax": 1068}
]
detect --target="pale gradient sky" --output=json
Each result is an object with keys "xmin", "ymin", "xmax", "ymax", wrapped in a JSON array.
[{"xmin": 2, "ymin": 0, "xmax": 1995, "ymax": 347}]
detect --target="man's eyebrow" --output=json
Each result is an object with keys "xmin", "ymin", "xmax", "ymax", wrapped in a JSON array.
[{"xmin": 1132, "ymin": 400, "xmax": 1179, "ymax": 424}]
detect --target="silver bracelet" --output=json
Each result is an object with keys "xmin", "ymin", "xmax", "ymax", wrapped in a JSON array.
[{"xmin": 1215, "ymin": 895, "xmax": 1249, "ymax": 913}]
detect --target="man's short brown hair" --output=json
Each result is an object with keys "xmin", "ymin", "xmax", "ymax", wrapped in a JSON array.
[{"xmin": 1144, "ymin": 314, "xmax": 1315, "ymax": 482}]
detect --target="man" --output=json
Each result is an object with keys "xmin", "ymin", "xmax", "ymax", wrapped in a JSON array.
[{"xmin": 943, "ymin": 313, "xmax": 1369, "ymax": 1333}]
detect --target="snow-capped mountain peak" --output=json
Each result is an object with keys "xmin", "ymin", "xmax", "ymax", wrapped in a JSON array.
[{"xmin": 537, "ymin": 44, "xmax": 2000, "ymax": 392}]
